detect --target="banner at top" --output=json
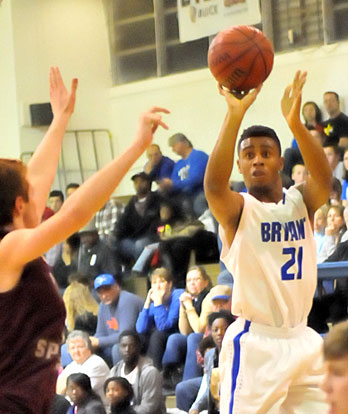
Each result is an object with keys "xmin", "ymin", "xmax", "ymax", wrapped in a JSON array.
[{"xmin": 177, "ymin": 0, "xmax": 261, "ymax": 43}]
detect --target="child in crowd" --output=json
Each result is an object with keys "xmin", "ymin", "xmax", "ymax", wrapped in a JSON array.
[
  {"xmin": 66, "ymin": 373, "xmax": 105, "ymax": 414},
  {"xmin": 291, "ymin": 163, "xmax": 308, "ymax": 185},
  {"xmin": 104, "ymin": 377, "xmax": 136, "ymax": 414}
]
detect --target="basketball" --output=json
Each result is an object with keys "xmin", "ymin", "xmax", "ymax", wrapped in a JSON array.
[{"xmin": 207, "ymin": 25, "xmax": 274, "ymax": 93}]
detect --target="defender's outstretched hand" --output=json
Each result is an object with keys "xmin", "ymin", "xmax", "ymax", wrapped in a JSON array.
[
  {"xmin": 135, "ymin": 106, "xmax": 170, "ymax": 149},
  {"xmin": 49, "ymin": 66, "xmax": 78, "ymax": 118},
  {"xmin": 218, "ymin": 83, "xmax": 262, "ymax": 116},
  {"xmin": 281, "ymin": 70, "xmax": 307, "ymax": 123}
]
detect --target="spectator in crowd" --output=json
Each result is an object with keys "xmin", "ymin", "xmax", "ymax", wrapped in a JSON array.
[
  {"xmin": 341, "ymin": 148, "xmax": 348, "ymax": 206},
  {"xmin": 48, "ymin": 189, "xmax": 64, "ymax": 213},
  {"xmin": 318, "ymin": 205, "xmax": 345, "ymax": 264},
  {"xmin": 314, "ymin": 206, "xmax": 328, "ymax": 257},
  {"xmin": 49, "ymin": 394, "xmax": 71, "ymax": 414},
  {"xmin": 162, "ymin": 266, "xmax": 212, "ymax": 384},
  {"xmin": 91, "ymin": 274, "xmax": 144, "ymax": 366},
  {"xmin": 136, "ymin": 267, "xmax": 184, "ymax": 369},
  {"xmin": 63, "ymin": 273, "xmax": 99, "ymax": 332},
  {"xmin": 109, "ymin": 330, "xmax": 166, "ymax": 414},
  {"xmin": 159, "ymin": 133, "xmax": 209, "ymax": 218},
  {"xmin": 66, "ymin": 373, "xmax": 106, "ymax": 414},
  {"xmin": 114, "ymin": 172, "xmax": 162, "ymax": 268},
  {"xmin": 291, "ymin": 163, "xmax": 308, "ymax": 185},
  {"xmin": 104, "ymin": 377, "xmax": 136, "ymax": 414},
  {"xmin": 132, "ymin": 198, "xmax": 203, "ymax": 278},
  {"xmin": 189, "ymin": 311, "xmax": 235, "ymax": 414},
  {"xmin": 323, "ymin": 143, "xmax": 344, "ymax": 185},
  {"xmin": 77, "ymin": 217, "xmax": 120, "ymax": 281},
  {"xmin": 283, "ymin": 101, "xmax": 323, "ymax": 179},
  {"xmin": 52, "ymin": 233, "xmax": 80, "ymax": 292},
  {"xmin": 66, "ymin": 182, "xmax": 80, "ymax": 198},
  {"xmin": 45, "ymin": 190, "xmax": 65, "ymax": 266},
  {"xmin": 144, "ymin": 143, "xmax": 174, "ymax": 183},
  {"xmin": 322, "ymin": 91, "xmax": 348, "ymax": 149},
  {"xmin": 57, "ymin": 331, "xmax": 109, "ymax": 403},
  {"xmin": 321, "ymin": 320, "xmax": 348, "ymax": 414},
  {"xmin": 175, "ymin": 336, "xmax": 216, "ymax": 413},
  {"xmin": 95, "ymin": 198, "xmax": 124, "ymax": 247}
]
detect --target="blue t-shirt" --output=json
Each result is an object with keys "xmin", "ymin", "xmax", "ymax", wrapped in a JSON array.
[
  {"xmin": 171, "ymin": 149, "xmax": 209, "ymax": 194},
  {"xmin": 146, "ymin": 155, "xmax": 175, "ymax": 182}
]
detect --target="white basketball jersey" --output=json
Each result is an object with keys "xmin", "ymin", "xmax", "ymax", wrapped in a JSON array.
[{"xmin": 220, "ymin": 186, "xmax": 316, "ymax": 328}]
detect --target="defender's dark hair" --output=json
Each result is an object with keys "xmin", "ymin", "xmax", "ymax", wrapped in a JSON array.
[
  {"xmin": 0, "ymin": 159, "xmax": 29, "ymax": 227},
  {"xmin": 238, "ymin": 125, "xmax": 281, "ymax": 155}
]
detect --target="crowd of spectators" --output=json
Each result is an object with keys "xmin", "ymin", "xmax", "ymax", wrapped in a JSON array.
[{"xmin": 45, "ymin": 91, "xmax": 348, "ymax": 413}]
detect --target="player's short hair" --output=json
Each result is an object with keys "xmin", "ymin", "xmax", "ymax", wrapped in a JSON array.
[
  {"xmin": 323, "ymin": 320, "xmax": 348, "ymax": 359},
  {"xmin": 324, "ymin": 91, "xmax": 340, "ymax": 102},
  {"xmin": 238, "ymin": 125, "xmax": 282, "ymax": 155},
  {"xmin": 0, "ymin": 159, "xmax": 29, "ymax": 227},
  {"xmin": 67, "ymin": 330, "xmax": 92, "ymax": 350},
  {"xmin": 151, "ymin": 267, "xmax": 173, "ymax": 283},
  {"xmin": 49, "ymin": 190, "xmax": 64, "ymax": 202}
]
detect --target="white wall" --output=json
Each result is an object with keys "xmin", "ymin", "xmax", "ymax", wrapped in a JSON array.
[
  {"xmin": 109, "ymin": 40, "xmax": 348, "ymax": 195},
  {"xmin": 0, "ymin": 1, "xmax": 21, "ymax": 157},
  {"xmin": 3, "ymin": 0, "xmax": 348, "ymax": 195}
]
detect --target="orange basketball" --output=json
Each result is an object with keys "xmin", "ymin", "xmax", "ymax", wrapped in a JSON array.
[{"xmin": 207, "ymin": 25, "xmax": 274, "ymax": 93}]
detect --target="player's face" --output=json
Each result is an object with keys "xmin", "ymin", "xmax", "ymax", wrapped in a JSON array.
[
  {"xmin": 237, "ymin": 137, "xmax": 283, "ymax": 192},
  {"xmin": 186, "ymin": 269, "xmax": 208, "ymax": 296},
  {"xmin": 97, "ymin": 284, "xmax": 120, "ymax": 305},
  {"xmin": 106, "ymin": 380, "xmax": 128, "ymax": 406},
  {"xmin": 68, "ymin": 337, "xmax": 91, "ymax": 365},
  {"xmin": 23, "ymin": 182, "xmax": 40, "ymax": 228},
  {"xmin": 67, "ymin": 380, "xmax": 87, "ymax": 406},
  {"xmin": 211, "ymin": 317, "xmax": 230, "ymax": 350},
  {"xmin": 321, "ymin": 356, "xmax": 348, "ymax": 414}
]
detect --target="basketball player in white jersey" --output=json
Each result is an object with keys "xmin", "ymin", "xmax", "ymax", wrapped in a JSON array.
[{"xmin": 204, "ymin": 71, "xmax": 332, "ymax": 413}]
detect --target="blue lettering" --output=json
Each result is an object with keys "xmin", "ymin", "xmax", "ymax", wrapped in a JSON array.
[
  {"xmin": 296, "ymin": 218, "xmax": 305, "ymax": 240},
  {"xmin": 288, "ymin": 222, "xmax": 298, "ymax": 241},
  {"xmin": 271, "ymin": 222, "xmax": 282, "ymax": 242},
  {"xmin": 261, "ymin": 222, "xmax": 271, "ymax": 242}
]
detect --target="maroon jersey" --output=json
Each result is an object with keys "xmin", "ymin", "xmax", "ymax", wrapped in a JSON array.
[{"xmin": 0, "ymin": 256, "xmax": 66, "ymax": 413}]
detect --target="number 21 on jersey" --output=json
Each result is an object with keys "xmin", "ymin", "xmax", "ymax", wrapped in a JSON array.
[{"xmin": 281, "ymin": 246, "xmax": 303, "ymax": 280}]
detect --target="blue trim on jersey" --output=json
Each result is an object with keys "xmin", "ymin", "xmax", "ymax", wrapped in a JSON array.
[
  {"xmin": 229, "ymin": 320, "xmax": 251, "ymax": 414},
  {"xmin": 282, "ymin": 192, "xmax": 286, "ymax": 204}
]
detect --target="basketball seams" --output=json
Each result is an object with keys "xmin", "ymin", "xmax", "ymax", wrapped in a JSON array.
[{"xmin": 208, "ymin": 25, "xmax": 274, "ymax": 91}]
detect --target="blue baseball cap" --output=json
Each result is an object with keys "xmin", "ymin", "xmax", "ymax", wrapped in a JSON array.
[{"xmin": 94, "ymin": 274, "xmax": 116, "ymax": 290}]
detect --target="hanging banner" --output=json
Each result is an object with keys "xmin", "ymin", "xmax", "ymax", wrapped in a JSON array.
[{"xmin": 177, "ymin": 0, "xmax": 261, "ymax": 43}]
